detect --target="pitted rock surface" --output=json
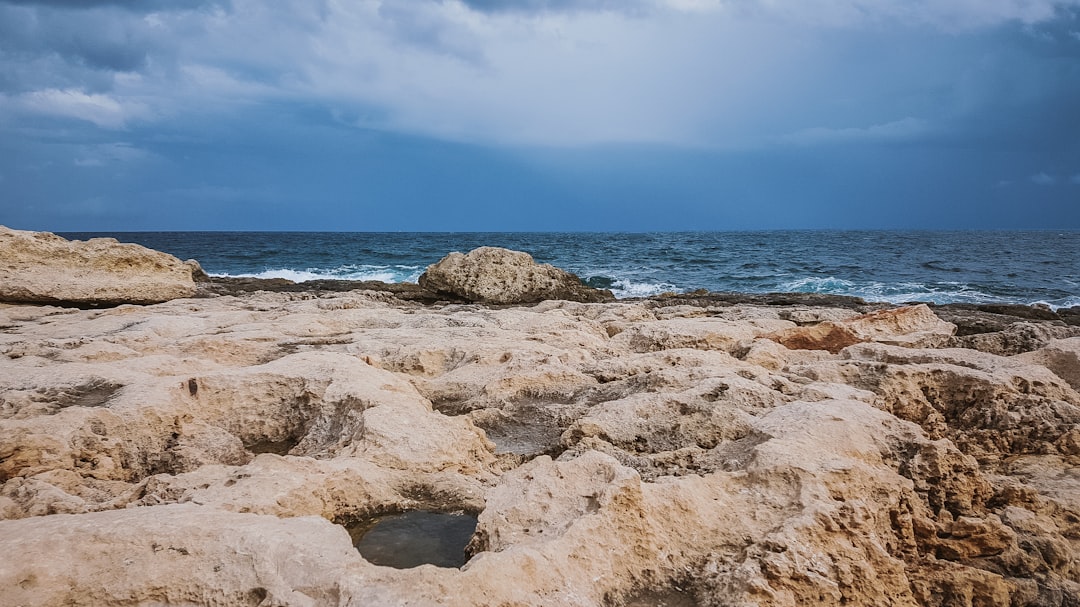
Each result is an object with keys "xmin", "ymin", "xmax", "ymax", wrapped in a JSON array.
[{"xmin": 0, "ymin": 285, "xmax": 1077, "ymax": 606}]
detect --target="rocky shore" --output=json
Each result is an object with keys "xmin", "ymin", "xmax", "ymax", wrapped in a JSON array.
[{"xmin": 1, "ymin": 228, "xmax": 1078, "ymax": 606}]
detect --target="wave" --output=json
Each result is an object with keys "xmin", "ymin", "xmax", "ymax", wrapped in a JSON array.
[
  {"xmin": 776, "ymin": 276, "xmax": 1080, "ymax": 309},
  {"xmin": 610, "ymin": 279, "xmax": 680, "ymax": 299},
  {"xmin": 778, "ymin": 275, "xmax": 1001, "ymax": 304},
  {"xmin": 776, "ymin": 276, "xmax": 858, "ymax": 293},
  {"xmin": 1032, "ymin": 296, "xmax": 1080, "ymax": 311},
  {"xmin": 582, "ymin": 272, "xmax": 678, "ymax": 299},
  {"xmin": 212, "ymin": 264, "xmax": 424, "ymax": 284},
  {"xmin": 208, "ymin": 265, "xmax": 1080, "ymax": 309}
]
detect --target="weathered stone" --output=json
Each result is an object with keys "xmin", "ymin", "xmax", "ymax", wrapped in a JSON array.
[
  {"xmin": 418, "ymin": 246, "xmax": 612, "ymax": 304},
  {"xmin": 1015, "ymin": 337, "xmax": 1080, "ymax": 390},
  {"xmin": 953, "ymin": 322, "xmax": 1080, "ymax": 356},
  {"xmin": 766, "ymin": 304, "xmax": 956, "ymax": 353},
  {"xmin": 0, "ymin": 274, "xmax": 1077, "ymax": 606},
  {"xmin": 0, "ymin": 226, "xmax": 197, "ymax": 305}
]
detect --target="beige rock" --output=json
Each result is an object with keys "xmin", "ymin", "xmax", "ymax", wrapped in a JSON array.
[
  {"xmin": 0, "ymin": 284, "xmax": 1077, "ymax": 606},
  {"xmin": 767, "ymin": 304, "xmax": 956, "ymax": 353},
  {"xmin": 611, "ymin": 316, "xmax": 794, "ymax": 354},
  {"xmin": 1015, "ymin": 336, "xmax": 1080, "ymax": 390},
  {"xmin": 791, "ymin": 342, "xmax": 1080, "ymax": 462},
  {"xmin": 0, "ymin": 350, "xmax": 498, "ymax": 484},
  {"xmin": 0, "ymin": 226, "xmax": 197, "ymax": 305},
  {"xmin": 418, "ymin": 246, "xmax": 611, "ymax": 304},
  {"xmin": 0, "ymin": 504, "xmax": 359, "ymax": 607},
  {"xmin": 954, "ymin": 322, "xmax": 1080, "ymax": 356}
]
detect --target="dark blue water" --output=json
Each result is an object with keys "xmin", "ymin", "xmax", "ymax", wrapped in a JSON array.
[{"xmin": 61, "ymin": 231, "xmax": 1080, "ymax": 308}]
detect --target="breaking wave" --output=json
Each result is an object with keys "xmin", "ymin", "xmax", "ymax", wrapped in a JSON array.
[
  {"xmin": 775, "ymin": 276, "xmax": 1078, "ymax": 309},
  {"xmin": 212, "ymin": 264, "xmax": 423, "ymax": 284}
]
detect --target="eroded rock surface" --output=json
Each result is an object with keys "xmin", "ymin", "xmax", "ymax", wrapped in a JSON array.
[
  {"xmin": 766, "ymin": 304, "xmax": 957, "ymax": 353},
  {"xmin": 0, "ymin": 288, "xmax": 1077, "ymax": 607},
  {"xmin": 0, "ymin": 226, "xmax": 197, "ymax": 305}
]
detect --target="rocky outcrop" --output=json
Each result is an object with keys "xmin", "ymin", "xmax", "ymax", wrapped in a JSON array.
[
  {"xmin": 0, "ymin": 226, "xmax": 197, "ymax": 305},
  {"xmin": 1015, "ymin": 337, "xmax": 1080, "ymax": 390},
  {"xmin": 418, "ymin": 246, "xmax": 612, "ymax": 304},
  {"xmin": 0, "ymin": 287, "xmax": 1077, "ymax": 606},
  {"xmin": 951, "ymin": 322, "xmax": 1080, "ymax": 356},
  {"xmin": 766, "ymin": 304, "xmax": 956, "ymax": 353}
]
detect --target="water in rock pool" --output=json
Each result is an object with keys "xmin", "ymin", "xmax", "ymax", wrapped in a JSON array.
[{"xmin": 348, "ymin": 511, "xmax": 478, "ymax": 569}]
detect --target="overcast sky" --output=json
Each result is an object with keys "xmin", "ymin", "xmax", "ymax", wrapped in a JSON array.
[{"xmin": 1, "ymin": 0, "xmax": 1078, "ymax": 231}]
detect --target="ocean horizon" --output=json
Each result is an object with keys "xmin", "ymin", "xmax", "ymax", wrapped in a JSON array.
[{"xmin": 61, "ymin": 230, "xmax": 1080, "ymax": 309}]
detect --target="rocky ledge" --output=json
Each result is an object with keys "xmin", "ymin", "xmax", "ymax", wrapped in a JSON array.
[
  {"xmin": 0, "ymin": 226, "xmax": 200, "ymax": 306},
  {"xmin": 1, "ymin": 237, "xmax": 1079, "ymax": 607}
]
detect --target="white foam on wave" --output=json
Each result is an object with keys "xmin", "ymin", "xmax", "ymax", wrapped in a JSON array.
[
  {"xmin": 777, "ymin": 277, "xmax": 856, "ymax": 292},
  {"xmin": 778, "ymin": 276, "xmax": 1017, "ymax": 305},
  {"xmin": 1032, "ymin": 296, "xmax": 1080, "ymax": 311},
  {"xmin": 212, "ymin": 264, "xmax": 423, "ymax": 284},
  {"xmin": 609, "ymin": 279, "xmax": 679, "ymax": 299}
]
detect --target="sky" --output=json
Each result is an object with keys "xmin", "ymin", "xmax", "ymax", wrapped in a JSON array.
[{"xmin": 1, "ymin": 0, "xmax": 1079, "ymax": 231}]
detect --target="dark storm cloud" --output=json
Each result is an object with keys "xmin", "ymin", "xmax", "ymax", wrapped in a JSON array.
[
  {"xmin": 3, "ymin": 11, "xmax": 150, "ymax": 71},
  {"xmin": 0, "ymin": 4, "xmax": 172, "ymax": 95},
  {"xmin": 943, "ymin": 11, "xmax": 1080, "ymax": 152},
  {"xmin": 1, "ymin": 0, "xmax": 1079, "ymax": 230}
]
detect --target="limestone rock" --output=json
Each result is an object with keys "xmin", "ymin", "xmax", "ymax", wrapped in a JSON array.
[
  {"xmin": 0, "ymin": 226, "xmax": 197, "ymax": 305},
  {"xmin": 0, "ymin": 504, "xmax": 359, "ymax": 607},
  {"xmin": 1015, "ymin": 337, "xmax": 1080, "ymax": 390},
  {"xmin": 767, "ymin": 304, "xmax": 956, "ymax": 353},
  {"xmin": 0, "ymin": 282, "xmax": 1078, "ymax": 606},
  {"xmin": 956, "ymin": 322, "xmax": 1080, "ymax": 356},
  {"xmin": 418, "ymin": 246, "xmax": 611, "ymax": 304}
]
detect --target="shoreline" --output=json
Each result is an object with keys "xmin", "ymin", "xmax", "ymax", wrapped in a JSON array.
[
  {"xmin": 53, "ymin": 228, "xmax": 1080, "ymax": 310},
  {"xmin": 199, "ymin": 273, "xmax": 1080, "ymax": 326}
]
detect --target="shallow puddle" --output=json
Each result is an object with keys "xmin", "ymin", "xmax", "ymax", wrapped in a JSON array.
[
  {"xmin": 482, "ymin": 421, "xmax": 564, "ymax": 457},
  {"xmin": 348, "ymin": 511, "xmax": 478, "ymax": 569},
  {"xmin": 245, "ymin": 437, "xmax": 299, "ymax": 455}
]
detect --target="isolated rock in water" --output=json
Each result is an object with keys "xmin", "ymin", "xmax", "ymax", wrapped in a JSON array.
[
  {"xmin": 419, "ymin": 246, "xmax": 611, "ymax": 304},
  {"xmin": 0, "ymin": 226, "xmax": 197, "ymax": 305},
  {"xmin": 767, "ymin": 304, "xmax": 955, "ymax": 353}
]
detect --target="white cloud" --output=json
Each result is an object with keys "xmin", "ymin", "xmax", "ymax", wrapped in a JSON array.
[
  {"xmin": 13, "ymin": 88, "xmax": 150, "ymax": 128},
  {"xmin": 457, "ymin": 0, "xmax": 1078, "ymax": 28},
  {"xmin": 1030, "ymin": 172, "xmax": 1056, "ymax": 185},
  {"xmin": 2, "ymin": 0, "xmax": 1078, "ymax": 147},
  {"xmin": 779, "ymin": 118, "xmax": 931, "ymax": 146},
  {"xmin": 284, "ymin": 3, "xmax": 780, "ymax": 145},
  {"xmin": 722, "ymin": 0, "xmax": 1073, "ymax": 29}
]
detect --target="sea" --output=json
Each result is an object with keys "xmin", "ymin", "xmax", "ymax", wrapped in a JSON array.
[{"xmin": 61, "ymin": 231, "xmax": 1080, "ymax": 309}]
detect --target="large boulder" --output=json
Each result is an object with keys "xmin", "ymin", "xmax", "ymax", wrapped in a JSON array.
[
  {"xmin": 418, "ymin": 246, "xmax": 611, "ymax": 304},
  {"xmin": 0, "ymin": 226, "xmax": 197, "ymax": 305}
]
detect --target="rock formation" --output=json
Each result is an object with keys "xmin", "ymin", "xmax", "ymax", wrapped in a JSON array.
[
  {"xmin": 0, "ymin": 226, "xmax": 197, "ymax": 305},
  {"xmin": 418, "ymin": 246, "xmax": 612, "ymax": 304},
  {"xmin": 0, "ymin": 258, "xmax": 1078, "ymax": 605},
  {"xmin": 765, "ymin": 304, "xmax": 956, "ymax": 353}
]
